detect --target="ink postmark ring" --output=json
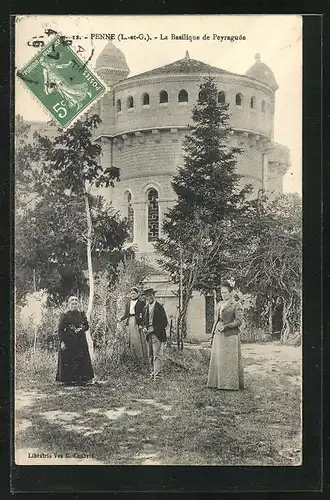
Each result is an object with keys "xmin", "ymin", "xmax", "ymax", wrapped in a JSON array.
[{"xmin": 17, "ymin": 35, "xmax": 107, "ymax": 129}]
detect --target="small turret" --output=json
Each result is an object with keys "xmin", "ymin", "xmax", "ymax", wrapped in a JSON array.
[
  {"xmin": 95, "ymin": 42, "xmax": 130, "ymax": 88},
  {"xmin": 245, "ymin": 53, "xmax": 279, "ymax": 91}
]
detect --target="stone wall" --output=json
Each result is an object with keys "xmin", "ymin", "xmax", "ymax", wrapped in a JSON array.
[{"xmin": 110, "ymin": 73, "xmax": 274, "ymax": 139}]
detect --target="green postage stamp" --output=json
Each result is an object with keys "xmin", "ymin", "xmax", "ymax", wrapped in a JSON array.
[{"xmin": 17, "ymin": 35, "xmax": 107, "ymax": 128}]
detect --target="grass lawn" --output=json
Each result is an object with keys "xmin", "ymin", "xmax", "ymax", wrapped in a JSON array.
[{"xmin": 15, "ymin": 342, "xmax": 302, "ymax": 466}]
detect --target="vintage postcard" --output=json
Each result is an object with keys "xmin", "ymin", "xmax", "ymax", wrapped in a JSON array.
[{"xmin": 14, "ymin": 15, "xmax": 302, "ymax": 467}]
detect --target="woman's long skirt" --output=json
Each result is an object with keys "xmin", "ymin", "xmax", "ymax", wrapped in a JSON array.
[
  {"xmin": 56, "ymin": 333, "xmax": 94, "ymax": 384},
  {"xmin": 128, "ymin": 317, "xmax": 148, "ymax": 363},
  {"xmin": 207, "ymin": 332, "xmax": 244, "ymax": 390}
]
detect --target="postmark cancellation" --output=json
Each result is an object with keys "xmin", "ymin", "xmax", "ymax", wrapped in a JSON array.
[{"xmin": 17, "ymin": 35, "xmax": 108, "ymax": 128}]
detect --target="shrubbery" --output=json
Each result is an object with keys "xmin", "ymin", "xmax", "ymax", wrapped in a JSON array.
[{"xmin": 15, "ymin": 257, "xmax": 156, "ymax": 380}]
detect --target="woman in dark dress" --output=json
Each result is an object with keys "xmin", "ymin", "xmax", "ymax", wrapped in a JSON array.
[{"xmin": 56, "ymin": 296, "xmax": 94, "ymax": 386}]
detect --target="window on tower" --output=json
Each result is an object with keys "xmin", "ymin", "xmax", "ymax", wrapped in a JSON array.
[
  {"xmin": 178, "ymin": 89, "xmax": 188, "ymax": 102},
  {"xmin": 147, "ymin": 188, "xmax": 159, "ymax": 242},
  {"xmin": 218, "ymin": 91, "xmax": 226, "ymax": 104},
  {"xmin": 235, "ymin": 93, "xmax": 243, "ymax": 106},
  {"xmin": 127, "ymin": 95, "xmax": 134, "ymax": 108},
  {"xmin": 250, "ymin": 96, "xmax": 256, "ymax": 109},
  {"xmin": 142, "ymin": 93, "xmax": 150, "ymax": 106},
  {"xmin": 125, "ymin": 191, "xmax": 134, "ymax": 243},
  {"xmin": 116, "ymin": 99, "xmax": 121, "ymax": 112},
  {"xmin": 198, "ymin": 90, "xmax": 207, "ymax": 102},
  {"xmin": 261, "ymin": 100, "xmax": 266, "ymax": 113},
  {"xmin": 159, "ymin": 90, "xmax": 168, "ymax": 104}
]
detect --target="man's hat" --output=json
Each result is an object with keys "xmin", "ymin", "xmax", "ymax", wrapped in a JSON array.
[{"xmin": 143, "ymin": 288, "xmax": 157, "ymax": 296}]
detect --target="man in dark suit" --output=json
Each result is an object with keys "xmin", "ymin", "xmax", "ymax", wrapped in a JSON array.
[{"xmin": 142, "ymin": 288, "xmax": 168, "ymax": 380}]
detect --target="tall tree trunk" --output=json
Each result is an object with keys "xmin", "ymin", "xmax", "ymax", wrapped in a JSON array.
[
  {"xmin": 33, "ymin": 322, "xmax": 38, "ymax": 372},
  {"xmin": 268, "ymin": 293, "xmax": 273, "ymax": 335},
  {"xmin": 33, "ymin": 268, "xmax": 37, "ymax": 292},
  {"xmin": 32, "ymin": 269, "xmax": 37, "ymax": 371},
  {"xmin": 84, "ymin": 193, "xmax": 94, "ymax": 320},
  {"xmin": 281, "ymin": 295, "xmax": 293, "ymax": 342},
  {"xmin": 177, "ymin": 292, "xmax": 190, "ymax": 350},
  {"xmin": 176, "ymin": 316, "xmax": 182, "ymax": 350},
  {"xmin": 181, "ymin": 298, "xmax": 190, "ymax": 339},
  {"xmin": 84, "ymin": 192, "xmax": 94, "ymax": 360},
  {"xmin": 177, "ymin": 243, "xmax": 184, "ymax": 350}
]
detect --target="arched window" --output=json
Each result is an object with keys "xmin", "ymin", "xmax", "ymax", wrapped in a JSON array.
[
  {"xmin": 178, "ymin": 89, "xmax": 188, "ymax": 102},
  {"xmin": 159, "ymin": 90, "xmax": 168, "ymax": 104},
  {"xmin": 236, "ymin": 93, "xmax": 243, "ymax": 106},
  {"xmin": 142, "ymin": 93, "xmax": 150, "ymax": 106},
  {"xmin": 116, "ymin": 99, "xmax": 121, "ymax": 112},
  {"xmin": 198, "ymin": 90, "xmax": 207, "ymax": 102},
  {"xmin": 125, "ymin": 191, "xmax": 134, "ymax": 243},
  {"xmin": 250, "ymin": 96, "xmax": 256, "ymax": 109},
  {"xmin": 127, "ymin": 95, "xmax": 134, "ymax": 108},
  {"xmin": 218, "ymin": 91, "xmax": 226, "ymax": 104},
  {"xmin": 147, "ymin": 189, "xmax": 159, "ymax": 242},
  {"xmin": 261, "ymin": 100, "xmax": 266, "ymax": 113}
]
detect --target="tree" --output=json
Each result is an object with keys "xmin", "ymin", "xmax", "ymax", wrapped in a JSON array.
[
  {"xmin": 15, "ymin": 192, "xmax": 130, "ymax": 301},
  {"xmin": 15, "ymin": 115, "xmax": 129, "ymax": 314},
  {"xmin": 169, "ymin": 77, "xmax": 249, "ymax": 225},
  {"xmin": 233, "ymin": 192, "xmax": 302, "ymax": 340},
  {"xmin": 92, "ymin": 256, "xmax": 155, "ymax": 375},
  {"xmin": 36, "ymin": 114, "xmax": 122, "ymax": 320},
  {"xmin": 15, "ymin": 115, "xmax": 45, "ymax": 298},
  {"xmin": 157, "ymin": 215, "xmax": 228, "ymax": 346},
  {"xmin": 15, "ymin": 115, "xmax": 42, "ymax": 211},
  {"xmin": 156, "ymin": 77, "xmax": 251, "ymax": 342}
]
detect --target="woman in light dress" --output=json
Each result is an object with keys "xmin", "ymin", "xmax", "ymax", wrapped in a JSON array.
[
  {"xmin": 207, "ymin": 281, "xmax": 244, "ymax": 390},
  {"xmin": 120, "ymin": 287, "xmax": 148, "ymax": 364}
]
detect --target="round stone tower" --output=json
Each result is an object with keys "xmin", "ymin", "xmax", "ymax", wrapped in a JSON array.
[
  {"xmin": 245, "ymin": 53, "xmax": 279, "ymax": 91},
  {"xmin": 29, "ymin": 47, "xmax": 291, "ymax": 341},
  {"xmin": 91, "ymin": 47, "xmax": 290, "ymax": 340},
  {"xmin": 245, "ymin": 53, "xmax": 278, "ymax": 140},
  {"xmin": 91, "ymin": 43, "xmax": 130, "ymax": 138}
]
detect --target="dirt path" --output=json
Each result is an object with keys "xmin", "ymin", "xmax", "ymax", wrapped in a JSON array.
[{"xmin": 15, "ymin": 343, "xmax": 302, "ymax": 466}]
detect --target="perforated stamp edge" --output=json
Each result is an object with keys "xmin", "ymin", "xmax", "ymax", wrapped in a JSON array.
[{"xmin": 16, "ymin": 33, "xmax": 110, "ymax": 130}]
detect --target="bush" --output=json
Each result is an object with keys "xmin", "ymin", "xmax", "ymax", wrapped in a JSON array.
[
  {"xmin": 16, "ymin": 290, "xmax": 52, "ymax": 352},
  {"xmin": 163, "ymin": 344, "xmax": 210, "ymax": 374},
  {"xmin": 15, "ymin": 257, "xmax": 156, "ymax": 383},
  {"xmin": 283, "ymin": 331, "xmax": 302, "ymax": 346},
  {"xmin": 240, "ymin": 327, "xmax": 272, "ymax": 344},
  {"xmin": 87, "ymin": 258, "xmax": 155, "ymax": 371},
  {"xmin": 16, "ymin": 303, "xmax": 65, "ymax": 353},
  {"xmin": 15, "ymin": 348, "xmax": 58, "ymax": 387}
]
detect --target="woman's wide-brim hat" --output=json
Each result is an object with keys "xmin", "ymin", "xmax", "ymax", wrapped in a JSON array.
[{"xmin": 143, "ymin": 288, "xmax": 157, "ymax": 296}]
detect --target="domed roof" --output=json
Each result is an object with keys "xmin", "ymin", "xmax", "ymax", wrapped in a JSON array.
[
  {"xmin": 245, "ymin": 53, "xmax": 278, "ymax": 91},
  {"xmin": 95, "ymin": 42, "xmax": 130, "ymax": 74},
  {"xmin": 126, "ymin": 50, "xmax": 239, "ymax": 81}
]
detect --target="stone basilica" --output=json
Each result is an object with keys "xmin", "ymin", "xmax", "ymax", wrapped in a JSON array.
[{"xmin": 31, "ymin": 43, "xmax": 291, "ymax": 340}]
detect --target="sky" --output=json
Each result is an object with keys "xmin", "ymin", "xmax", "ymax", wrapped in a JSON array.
[{"xmin": 15, "ymin": 15, "xmax": 302, "ymax": 194}]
